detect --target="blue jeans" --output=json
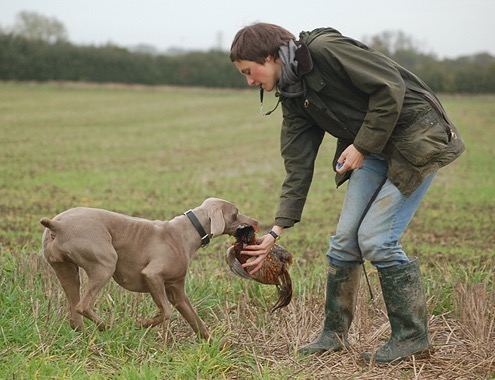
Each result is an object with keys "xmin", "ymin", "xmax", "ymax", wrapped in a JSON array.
[{"xmin": 327, "ymin": 154, "xmax": 435, "ymax": 268}]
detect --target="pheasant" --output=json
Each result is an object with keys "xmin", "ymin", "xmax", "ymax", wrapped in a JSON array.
[{"xmin": 226, "ymin": 225, "xmax": 293, "ymax": 312}]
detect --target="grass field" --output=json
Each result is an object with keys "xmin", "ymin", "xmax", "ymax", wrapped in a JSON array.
[{"xmin": 0, "ymin": 82, "xmax": 494, "ymax": 379}]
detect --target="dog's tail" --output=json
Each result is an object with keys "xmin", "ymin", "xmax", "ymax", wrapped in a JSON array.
[{"xmin": 40, "ymin": 217, "xmax": 60, "ymax": 231}]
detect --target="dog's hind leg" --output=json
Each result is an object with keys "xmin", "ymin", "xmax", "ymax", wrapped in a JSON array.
[
  {"xmin": 49, "ymin": 261, "xmax": 84, "ymax": 331},
  {"xmin": 76, "ymin": 250, "xmax": 118, "ymax": 330}
]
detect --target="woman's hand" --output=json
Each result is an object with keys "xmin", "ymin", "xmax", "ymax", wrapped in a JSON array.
[
  {"xmin": 241, "ymin": 230, "xmax": 280, "ymax": 275},
  {"xmin": 336, "ymin": 144, "xmax": 365, "ymax": 174}
]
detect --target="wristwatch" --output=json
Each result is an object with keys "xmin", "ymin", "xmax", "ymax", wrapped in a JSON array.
[{"xmin": 268, "ymin": 230, "xmax": 280, "ymax": 240}]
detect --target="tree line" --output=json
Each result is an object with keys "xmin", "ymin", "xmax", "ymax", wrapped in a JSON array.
[
  {"xmin": 0, "ymin": 33, "xmax": 246, "ymax": 88},
  {"xmin": 1, "ymin": 31, "xmax": 494, "ymax": 93}
]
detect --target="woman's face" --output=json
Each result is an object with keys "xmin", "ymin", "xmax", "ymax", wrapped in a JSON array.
[{"xmin": 234, "ymin": 56, "xmax": 281, "ymax": 92}]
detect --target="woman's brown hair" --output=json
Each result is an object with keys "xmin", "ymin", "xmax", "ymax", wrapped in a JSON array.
[{"xmin": 230, "ymin": 22, "xmax": 295, "ymax": 64}]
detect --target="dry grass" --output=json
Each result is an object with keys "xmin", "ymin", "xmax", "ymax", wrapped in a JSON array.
[
  {"xmin": 216, "ymin": 276, "xmax": 495, "ymax": 379},
  {"xmin": 132, "ymin": 264, "xmax": 494, "ymax": 379}
]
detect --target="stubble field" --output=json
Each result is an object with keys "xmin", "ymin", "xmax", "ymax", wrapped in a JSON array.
[{"xmin": 0, "ymin": 82, "xmax": 493, "ymax": 379}]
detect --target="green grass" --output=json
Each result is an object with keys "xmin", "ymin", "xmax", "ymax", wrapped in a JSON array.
[{"xmin": 0, "ymin": 82, "xmax": 494, "ymax": 379}]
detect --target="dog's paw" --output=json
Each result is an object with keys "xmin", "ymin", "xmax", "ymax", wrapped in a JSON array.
[
  {"xmin": 136, "ymin": 316, "xmax": 163, "ymax": 329},
  {"xmin": 96, "ymin": 322, "xmax": 111, "ymax": 331}
]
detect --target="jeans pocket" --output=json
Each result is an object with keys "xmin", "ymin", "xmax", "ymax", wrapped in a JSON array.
[{"xmin": 391, "ymin": 110, "xmax": 450, "ymax": 166}]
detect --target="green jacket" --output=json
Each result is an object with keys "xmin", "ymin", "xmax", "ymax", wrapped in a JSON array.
[{"xmin": 274, "ymin": 28, "xmax": 465, "ymax": 228}]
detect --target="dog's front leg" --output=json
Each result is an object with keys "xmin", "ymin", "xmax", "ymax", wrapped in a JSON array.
[{"xmin": 165, "ymin": 281, "xmax": 211, "ymax": 342}]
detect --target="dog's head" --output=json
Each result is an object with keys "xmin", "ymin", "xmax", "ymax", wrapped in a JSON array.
[{"xmin": 202, "ymin": 198, "xmax": 258, "ymax": 237}]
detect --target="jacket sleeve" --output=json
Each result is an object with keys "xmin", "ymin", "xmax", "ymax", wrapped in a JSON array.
[
  {"xmin": 310, "ymin": 35, "xmax": 405, "ymax": 154},
  {"xmin": 275, "ymin": 108, "xmax": 325, "ymax": 227}
]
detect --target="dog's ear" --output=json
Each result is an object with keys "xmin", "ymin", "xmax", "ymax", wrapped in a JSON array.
[{"xmin": 210, "ymin": 207, "xmax": 226, "ymax": 237}]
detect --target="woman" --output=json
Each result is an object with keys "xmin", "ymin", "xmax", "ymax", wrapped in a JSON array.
[{"xmin": 230, "ymin": 23, "xmax": 464, "ymax": 363}]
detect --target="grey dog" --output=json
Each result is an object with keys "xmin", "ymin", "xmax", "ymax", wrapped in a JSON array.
[{"xmin": 40, "ymin": 198, "xmax": 257, "ymax": 342}]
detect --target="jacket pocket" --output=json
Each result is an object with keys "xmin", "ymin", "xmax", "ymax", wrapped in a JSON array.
[{"xmin": 391, "ymin": 109, "xmax": 450, "ymax": 166}]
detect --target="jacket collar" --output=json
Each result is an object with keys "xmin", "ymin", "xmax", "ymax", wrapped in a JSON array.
[
  {"xmin": 294, "ymin": 41, "xmax": 313, "ymax": 75},
  {"xmin": 294, "ymin": 40, "xmax": 326, "ymax": 93}
]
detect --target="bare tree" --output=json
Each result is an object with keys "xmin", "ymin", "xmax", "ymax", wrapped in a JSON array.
[
  {"xmin": 363, "ymin": 30, "xmax": 422, "ymax": 55},
  {"xmin": 13, "ymin": 11, "xmax": 68, "ymax": 43}
]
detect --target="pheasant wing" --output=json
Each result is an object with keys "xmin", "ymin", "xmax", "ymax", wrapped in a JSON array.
[{"xmin": 225, "ymin": 245, "xmax": 253, "ymax": 280}]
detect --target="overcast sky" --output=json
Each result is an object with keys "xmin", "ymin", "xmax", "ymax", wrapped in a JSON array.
[{"xmin": 1, "ymin": 0, "xmax": 493, "ymax": 59}]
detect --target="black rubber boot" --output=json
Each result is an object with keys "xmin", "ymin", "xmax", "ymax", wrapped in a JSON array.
[
  {"xmin": 298, "ymin": 263, "xmax": 361, "ymax": 354},
  {"xmin": 361, "ymin": 259, "xmax": 432, "ymax": 363}
]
